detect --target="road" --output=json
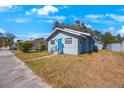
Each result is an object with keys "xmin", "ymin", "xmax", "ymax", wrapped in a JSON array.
[{"xmin": 0, "ymin": 49, "xmax": 51, "ymax": 88}]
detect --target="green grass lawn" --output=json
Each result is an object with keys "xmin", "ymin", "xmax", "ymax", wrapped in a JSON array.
[{"xmin": 13, "ymin": 50, "xmax": 124, "ymax": 88}]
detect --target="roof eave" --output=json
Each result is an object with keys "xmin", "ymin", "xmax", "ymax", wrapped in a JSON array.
[{"xmin": 45, "ymin": 27, "xmax": 92, "ymax": 41}]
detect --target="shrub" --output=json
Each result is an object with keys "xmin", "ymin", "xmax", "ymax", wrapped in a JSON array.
[
  {"xmin": 38, "ymin": 44, "xmax": 45, "ymax": 51},
  {"xmin": 16, "ymin": 42, "xmax": 23, "ymax": 50},
  {"xmin": 19, "ymin": 42, "xmax": 32, "ymax": 53}
]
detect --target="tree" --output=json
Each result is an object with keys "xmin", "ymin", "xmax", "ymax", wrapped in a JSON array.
[
  {"xmin": 52, "ymin": 20, "xmax": 124, "ymax": 49},
  {"xmin": 60, "ymin": 23, "xmax": 65, "ymax": 29},
  {"xmin": 0, "ymin": 32, "xmax": 4, "ymax": 47},
  {"xmin": 116, "ymin": 34, "xmax": 124, "ymax": 43},
  {"xmin": 93, "ymin": 30, "xmax": 103, "ymax": 37},
  {"xmin": 38, "ymin": 44, "xmax": 45, "ymax": 51},
  {"xmin": 4, "ymin": 33, "xmax": 16, "ymax": 47},
  {"xmin": 0, "ymin": 32, "xmax": 4, "ymax": 38},
  {"xmin": 52, "ymin": 21, "xmax": 61, "ymax": 30},
  {"xmin": 19, "ymin": 42, "xmax": 32, "ymax": 53},
  {"xmin": 101, "ymin": 32, "xmax": 120, "ymax": 49},
  {"xmin": 102, "ymin": 32, "xmax": 112, "ymax": 48},
  {"xmin": 75, "ymin": 20, "xmax": 81, "ymax": 26}
]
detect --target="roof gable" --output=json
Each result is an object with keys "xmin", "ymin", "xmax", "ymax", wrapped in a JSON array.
[{"xmin": 46, "ymin": 28, "xmax": 91, "ymax": 41}]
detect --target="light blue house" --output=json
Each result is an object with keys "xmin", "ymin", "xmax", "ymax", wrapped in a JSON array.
[{"xmin": 46, "ymin": 28, "xmax": 95, "ymax": 55}]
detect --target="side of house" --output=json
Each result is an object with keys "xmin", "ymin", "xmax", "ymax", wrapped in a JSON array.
[
  {"xmin": 93, "ymin": 35, "xmax": 103, "ymax": 50},
  {"xmin": 47, "ymin": 30, "xmax": 79, "ymax": 55},
  {"xmin": 46, "ymin": 28, "xmax": 95, "ymax": 55},
  {"xmin": 32, "ymin": 38, "xmax": 48, "ymax": 50},
  {"xmin": 95, "ymin": 40, "xmax": 103, "ymax": 50},
  {"xmin": 78, "ymin": 36, "xmax": 94, "ymax": 53}
]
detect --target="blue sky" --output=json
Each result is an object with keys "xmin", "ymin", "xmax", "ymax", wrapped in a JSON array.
[{"xmin": 0, "ymin": 5, "xmax": 124, "ymax": 40}]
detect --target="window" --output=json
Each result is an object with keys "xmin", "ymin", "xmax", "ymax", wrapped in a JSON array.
[
  {"xmin": 51, "ymin": 40, "xmax": 55, "ymax": 45},
  {"xmin": 65, "ymin": 38, "xmax": 72, "ymax": 44}
]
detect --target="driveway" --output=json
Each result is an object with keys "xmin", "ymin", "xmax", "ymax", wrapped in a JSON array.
[{"xmin": 0, "ymin": 49, "xmax": 51, "ymax": 88}]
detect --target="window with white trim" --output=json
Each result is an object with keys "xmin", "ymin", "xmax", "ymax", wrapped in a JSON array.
[
  {"xmin": 51, "ymin": 40, "xmax": 55, "ymax": 45},
  {"xmin": 65, "ymin": 38, "xmax": 72, "ymax": 44}
]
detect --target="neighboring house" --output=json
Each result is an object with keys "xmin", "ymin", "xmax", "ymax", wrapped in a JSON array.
[
  {"xmin": 94, "ymin": 41, "xmax": 103, "ymax": 50},
  {"xmin": 46, "ymin": 28, "xmax": 95, "ymax": 55},
  {"xmin": 32, "ymin": 38, "xmax": 47, "ymax": 50},
  {"xmin": 93, "ymin": 36, "xmax": 103, "ymax": 50},
  {"xmin": 106, "ymin": 41, "xmax": 124, "ymax": 52}
]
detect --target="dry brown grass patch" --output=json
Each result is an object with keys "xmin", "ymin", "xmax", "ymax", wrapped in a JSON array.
[
  {"xmin": 13, "ymin": 50, "xmax": 124, "ymax": 87},
  {"xmin": 12, "ymin": 50, "xmax": 49, "ymax": 61}
]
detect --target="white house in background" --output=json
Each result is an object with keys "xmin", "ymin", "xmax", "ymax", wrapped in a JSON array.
[
  {"xmin": 106, "ymin": 41, "xmax": 124, "ymax": 52},
  {"xmin": 93, "ymin": 36, "xmax": 103, "ymax": 50},
  {"xmin": 46, "ymin": 28, "xmax": 95, "ymax": 55},
  {"xmin": 94, "ymin": 40, "xmax": 103, "ymax": 50}
]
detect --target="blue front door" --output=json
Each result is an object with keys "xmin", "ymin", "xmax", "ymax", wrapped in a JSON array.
[{"xmin": 57, "ymin": 38, "xmax": 63, "ymax": 54}]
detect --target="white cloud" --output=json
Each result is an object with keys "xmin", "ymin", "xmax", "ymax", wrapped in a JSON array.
[
  {"xmin": 118, "ymin": 26, "xmax": 124, "ymax": 37},
  {"xmin": 106, "ymin": 14, "xmax": 124, "ymax": 22},
  {"xmin": 55, "ymin": 16, "xmax": 66, "ymax": 21},
  {"xmin": 0, "ymin": 5, "xmax": 18, "ymax": 13},
  {"xmin": 84, "ymin": 24, "xmax": 92, "ymax": 28},
  {"xmin": 26, "ymin": 5, "xmax": 58, "ymax": 16},
  {"xmin": 85, "ymin": 14, "xmax": 103, "ymax": 19},
  {"xmin": 69, "ymin": 15, "xmax": 79, "ymax": 21},
  {"xmin": 15, "ymin": 18, "xmax": 31, "ymax": 23},
  {"xmin": 46, "ymin": 20, "xmax": 53, "ymax": 23},
  {"xmin": 102, "ymin": 27, "xmax": 116, "ymax": 33},
  {"xmin": 49, "ymin": 15, "xmax": 66, "ymax": 21},
  {"xmin": 16, "ymin": 32, "xmax": 50, "ymax": 40},
  {"xmin": 27, "ymin": 33, "xmax": 48, "ymax": 39},
  {"xmin": 7, "ymin": 18, "xmax": 31, "ymax": 23},
  {"xmin": 0, "ymin": 28, "xmax": 6, "ymax": 33},
  {"xmin": 89, "ymin": 19, "xmax": 115, "ymax": 25},
  {"xmin": 84, "ymin": 13, "xmax": 124, "ymax": 24},
  {"xmin": 107, "ymin": 27, "xmax": 115, "ymax": 33},
  {"xmin": 46, "ymin": 15, "xmax": 66, "ymax": 23},
  {"xmin": 0, "ymin": 5, "xmax": 13, "ymax": 12},
  {"xmin": 84, "ymin": 14, "xmax": 114, "ymax": 24}
]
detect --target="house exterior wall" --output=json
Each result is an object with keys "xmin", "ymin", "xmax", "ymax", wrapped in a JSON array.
[
  {"xmin": 48, "ymin": 31, "xmax": 79, "ymax": 55},
  {"xmin": 95, "ymin": 42, "xmax": 103, "ymax": 50},
  {"xmin": 32, "ymin": 39, "xmax": 47, "ymax": 50},
  {"xmin": 78, "ymin": 37, "xmax": 83, "ymax": 54},
  {"xmin": 78, "ymin": 37, "xmax": 94, "ymax": 53},
  {"xmin": 88, "ymin": 37, "xmax": 94, "ymax": 52}
]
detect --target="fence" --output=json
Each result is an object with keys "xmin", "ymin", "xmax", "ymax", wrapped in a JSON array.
[{"xmin": 106, "ymin": 43, "xmax": 124, "ymax": 52}]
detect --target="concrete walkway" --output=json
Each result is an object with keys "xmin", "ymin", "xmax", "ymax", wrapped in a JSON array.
[
  {"xmin": 0, "ymin": 49, "xmax": 51, "ymax": 88},
  {"xmin": 26, "ymin": 55, "xmax": 54, "ymax": 62}
]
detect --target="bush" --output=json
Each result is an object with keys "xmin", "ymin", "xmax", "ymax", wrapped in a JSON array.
[
  {"xmin": 16, "ymin": 42, "xmax": 23, "ymax": 50},
  {"xmin": 38, "ymin": 44, "xmax": 45, "ymax": 51},
  {"xmin": 19, "ymin": 42, "xmax": 32, "ymax": 53}
]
